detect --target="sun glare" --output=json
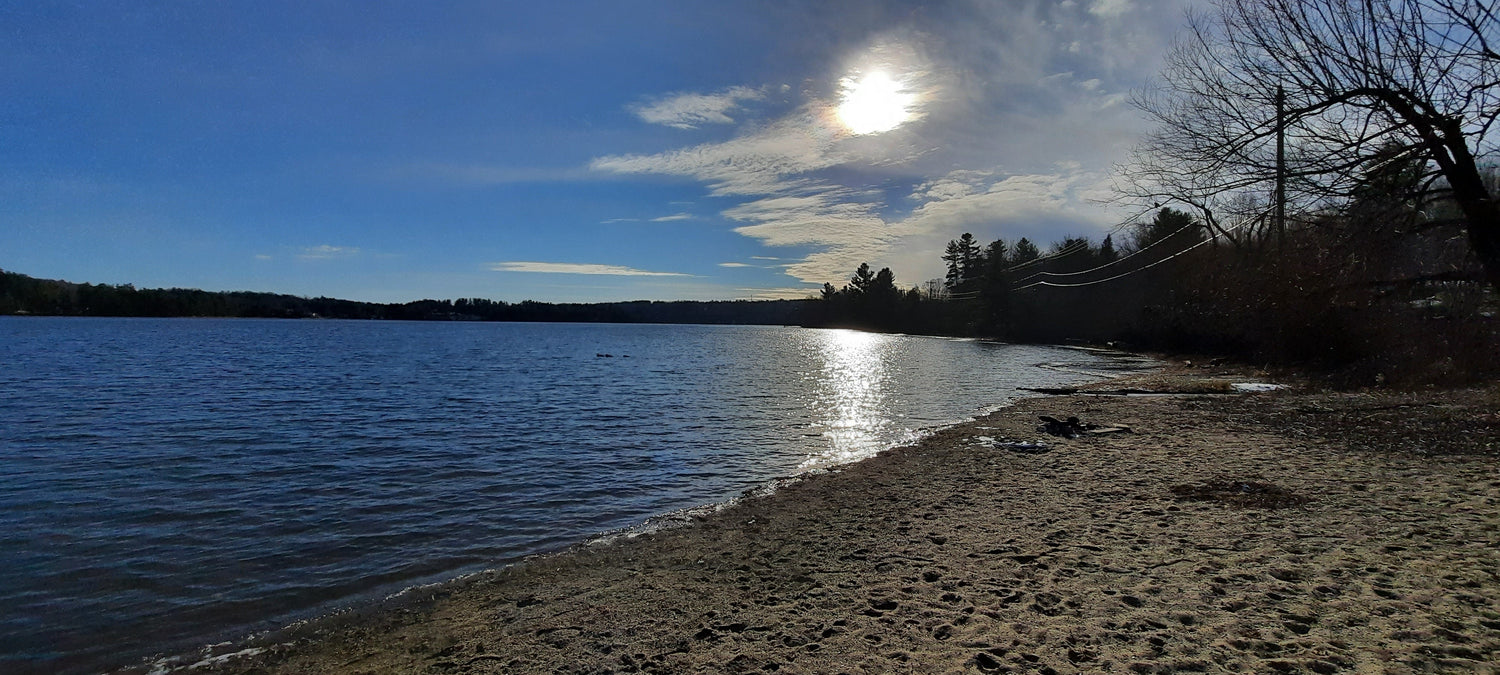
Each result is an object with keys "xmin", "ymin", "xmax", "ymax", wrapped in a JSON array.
[{"xmin": 836, "ymin": 70, "xmax": 916, "ymax": 135}]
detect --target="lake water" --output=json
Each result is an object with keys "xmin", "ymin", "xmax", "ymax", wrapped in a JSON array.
[{"xmin": 0, "ymin": 318, "xmax": 1134, "ymax": 673}]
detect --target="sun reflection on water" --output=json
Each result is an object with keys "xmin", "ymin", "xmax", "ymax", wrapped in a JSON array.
[{"xmin": 800, "ymin": 329, "xmax": 902, "ymax": 469}]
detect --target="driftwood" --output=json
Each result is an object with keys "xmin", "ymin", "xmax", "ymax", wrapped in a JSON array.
[
  {"xmin": 1037, "ymin": 415, "xmax": 1133, "ymax": 438},
  {"xmin": 1021, "ymin": 387, "xmax": 1161, "ymax": 396}
]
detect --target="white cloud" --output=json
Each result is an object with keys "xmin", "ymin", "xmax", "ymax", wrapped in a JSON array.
[
  {"xmin": 718, "ymin": 262, "xmax": 752, "ymax": 268},
  {"xmin": 587, "ymin": 1, "xmax": 1189, "ymax": 288},
  {"xmin": 650, "ymin": 213, "xmax": 693, "ymax": 222},
  {"xmin": 1089, "ymin": 0, "xmax": 1134, "ymax": 18},
  {"xmin": 903, "ymin": 171, "xmax": 1099, "ymax": 235},
  {"xmin": 298, "ymin": 245, "xmax": 359, "ymax": 260},
  {"xmin": 488, "ymin": 262, "xmax": 689, "ymax": 277},
  {"xmin": 630, "ymin": 86, "xmax": 766, "ymax": 129},
  {"xmin": 592, "ymin": 106, "xmax": 849, "ymax": 196}
]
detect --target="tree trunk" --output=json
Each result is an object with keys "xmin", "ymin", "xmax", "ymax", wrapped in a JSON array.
[
  {"xmin": 1428, "ymin": 119, "xmax": 1500, "ymax": 294},
  {"xmin": 1460, "ymin": 198, "xmax": 1500, "ymax": 295}
]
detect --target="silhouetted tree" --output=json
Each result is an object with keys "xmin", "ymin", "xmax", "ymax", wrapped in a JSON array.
[
  {"xmin": 849, "ymin": 263, "xmax": 876, "ymax": 294},
  {"xmin": 1131, "ymin": 207, "xmax": 1205, "ymax": 253},
  {"xmin": 976, "ymin": 239, "xmax": 1012, "ymax": 334},
  {"xmin": 1098, "ymin": 234, "xmax": 1118, "ymax": 263},
  {"xmin": 1010, "ymin": 238, "xmax": 1041, "ymax": 266},
  {"xmin": 1123, "ymin": 0, "xmax": 1500, "ymax": 291},
  {"xmin": 942, "ymin": 233, "xmax": 983, "ymax": 292}
]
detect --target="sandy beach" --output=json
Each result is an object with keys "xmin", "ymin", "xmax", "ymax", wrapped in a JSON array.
[{"xmin": 177, "ymin": 365, "xmax": 1499, "ymax": 674}]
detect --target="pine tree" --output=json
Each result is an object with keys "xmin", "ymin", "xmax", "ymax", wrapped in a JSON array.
[
  {"xmin": 1011, "ymin": 238, "xmax": 1040, "ymax": 265},
  {"xmin": 942, "ymin": 233, "xmax": 983, "ymax": 291}
]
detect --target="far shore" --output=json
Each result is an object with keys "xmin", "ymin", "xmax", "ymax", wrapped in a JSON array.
[{"xmin": 158, "ymin": 364, "xmax": 1498, "ymax": 674}]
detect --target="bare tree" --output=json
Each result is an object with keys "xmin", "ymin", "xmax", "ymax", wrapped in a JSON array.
[{"xmin": 1120, "ymin": 0, "xmax": 1500, "ymax": 290}]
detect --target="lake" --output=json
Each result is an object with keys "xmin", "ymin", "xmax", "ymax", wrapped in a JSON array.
[{"xmin": 0, "ymin": 318, "xmax": 1135, "ymax": 673}]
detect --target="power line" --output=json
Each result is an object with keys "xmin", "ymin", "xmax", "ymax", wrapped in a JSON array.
[
  {"xmin": 939, "ymin": 242, "xmax": 1090, "ymax": 299},
  {"xmin": 1014, "ymin": 220, "xmax": 1249, "ymax": 291},
  {"xmin": 1003, "ymin": 240, "xmax": 1091, "ymax": 273},
  {"xmin": 1010, "ymin": 216, "xmax": 1207, "ymax": 286},
  {"xmin": 1003, "ymin": 217, "xmax": 1139, "ymax": 273},
  {"xmin": 938, "ymin": 214, "xmax": 1159, "ymax": 298}
]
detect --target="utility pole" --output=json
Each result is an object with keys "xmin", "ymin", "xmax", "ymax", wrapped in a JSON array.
[{"xmin": 1275, "ymin": 84, "xmax": 1286, "ymax": 251}]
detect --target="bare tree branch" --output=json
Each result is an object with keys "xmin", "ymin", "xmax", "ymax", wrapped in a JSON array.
[{"xmin": 1118, "ymin": 0, "xmax": 1500, "ymax": 291}]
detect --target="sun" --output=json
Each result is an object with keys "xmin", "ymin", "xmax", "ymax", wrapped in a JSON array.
[{"xmin": 836, "ymin": 70, "xmax": 916, "ymax": 135}]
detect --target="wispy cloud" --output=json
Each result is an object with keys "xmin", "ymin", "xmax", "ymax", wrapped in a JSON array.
[
  {"xmin": 718, "ymin": 262, "xmax": 752, "ymax": 268},
  {"xmin": 592, "ymin": 101, "xmax": 899, "ymax": 284},
  {"xmin": 630, "ymin": 86, "xmax": 766, "ymax": 129},
  {"xmin": 650, "ymin": 213, "xmax": 693, "ymax": 222},
  {"xmin": 253, "ymin": 254, "xmax": 273, "ymax": 261},
  {"xmin": 298, "ymin": 245, "xmax": 360, "ymax": 261},
  {"xmin": 591, "ymin": 98, "xmax": 877, "ymax": 196},
  {"xmin": 489, "ymin": 261, "xmax": 690, "ymax": 277}
]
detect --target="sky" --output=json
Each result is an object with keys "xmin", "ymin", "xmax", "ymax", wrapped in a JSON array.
[{"xmin": 1, "ymin": 0, "xmax": 1197, "ymax": 303}]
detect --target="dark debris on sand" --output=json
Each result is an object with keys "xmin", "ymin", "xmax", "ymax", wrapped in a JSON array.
[{"xmin": 1169, "ymin": 477, "xmax": 1311, "ymax": 509}]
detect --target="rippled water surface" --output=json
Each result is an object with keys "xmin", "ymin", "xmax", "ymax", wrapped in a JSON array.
[{"xmin": 0, "ymin": 318, "xmax": 1129, "ymax": 672}]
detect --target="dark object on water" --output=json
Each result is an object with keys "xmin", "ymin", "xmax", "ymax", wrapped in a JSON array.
[
  {"xmin": 597, "ymin": 353, "xmax": 614, "ymax": 358},
  {"xmin": 1170, "ymin": 478, "xmax": 1310, "ymax": 509},
  {"xmin": 1037, "ymin": 415, "xmax": 1133, "ymax": 438}
]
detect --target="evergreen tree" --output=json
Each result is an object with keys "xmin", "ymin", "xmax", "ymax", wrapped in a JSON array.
[
  {"xmin": 1132, "ymin": 207, "xmax": 1204, "ymax": 253},
  {"xmin": 1098, "ymin": 234, "xmax": 1118, "ymax": 263},
  {"xmin": 849, "ymin": 263, "xmax": 876, "ymax": 294},
  {"xmin": 942, "ymin": 233, "xmax": 983, "ymax": 291},
  {"xmin": 1011, "ymin": 238, "xmax": 1041, "ymax": 265},
  {"xmin": 1049, "ymin": 236, "xmax": 1095, "ymax": 273},
  {"xmin": 977, "ymin": 239, "xmax": 1011, "ymax": 335}
]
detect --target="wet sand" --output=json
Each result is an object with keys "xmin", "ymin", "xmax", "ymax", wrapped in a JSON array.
[{"xmin": 182, "ymin": 366, "xmax": 1499, "ymax": 674}]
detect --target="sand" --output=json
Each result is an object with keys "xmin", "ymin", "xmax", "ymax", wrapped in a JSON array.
[{"xmin": 177, "ymin": 366, "xmax": 1499, "ymax": 674}]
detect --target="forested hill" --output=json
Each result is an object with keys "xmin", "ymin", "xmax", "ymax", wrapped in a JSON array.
[{"xmin": 0, "ymin": 269, "xmax": 814, "ymax": 325}]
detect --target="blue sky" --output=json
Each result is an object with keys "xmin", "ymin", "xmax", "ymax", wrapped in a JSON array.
[{"xmin": 1, "ymin": 0, "xmax": 1193, "ymax": 303}]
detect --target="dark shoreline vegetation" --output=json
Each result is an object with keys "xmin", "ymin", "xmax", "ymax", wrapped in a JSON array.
[
  {"xmin": 0, "ymin": 269, "xmax": 814, "ymax": 326},
  {"xmin": 810, "ymin": 203, "xmax": 1500, "ymax": 388}
]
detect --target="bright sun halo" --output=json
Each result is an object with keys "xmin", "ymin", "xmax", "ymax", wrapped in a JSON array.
[{"xmin": 836, "ymin": 70, "xmax": 915, "ymax": 135}]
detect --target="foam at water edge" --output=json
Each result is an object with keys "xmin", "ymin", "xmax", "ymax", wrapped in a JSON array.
[
  {"xmin": 382, "ymin": 569, "xmax": 489, "ymax": 601},
  {"xmin": 144, "ymin": 645, "xmax": 266, "ymax": 675}
]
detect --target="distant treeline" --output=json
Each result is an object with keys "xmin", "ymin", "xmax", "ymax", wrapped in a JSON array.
[{"xmin": 0, "ymin": 269, "xmax": 812, "ymax": 326}]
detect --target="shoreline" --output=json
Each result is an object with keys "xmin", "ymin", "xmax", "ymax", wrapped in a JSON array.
[
  {"xmin": 166, "ymin": 364, "xmax": 1497, "ymax": 673},
  {"xmin": 132, "ymin": 353, "xmax": 1152, "ymax": 675}
]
